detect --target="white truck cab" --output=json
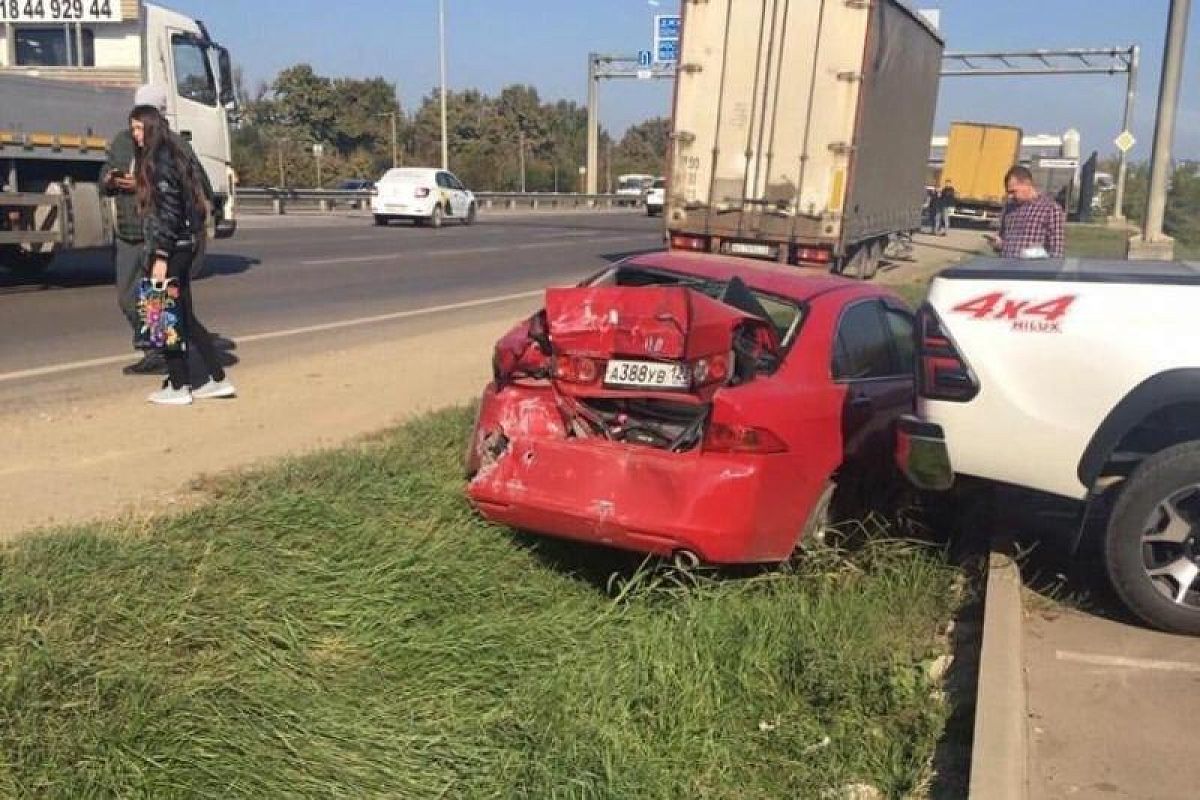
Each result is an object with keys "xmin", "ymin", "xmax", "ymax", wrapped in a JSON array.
[
  {"xmin": 899, "ymin": 257, "xmax": 1200, "ymax": 635},
  {"xmin": 1, "ymin": 1, "xmax": 238, "ymax": 275}
]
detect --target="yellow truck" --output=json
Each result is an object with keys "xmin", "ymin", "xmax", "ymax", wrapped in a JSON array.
[{"xmin": 939, "ymin": 122, "xmax": 1022, "ymax": 227}]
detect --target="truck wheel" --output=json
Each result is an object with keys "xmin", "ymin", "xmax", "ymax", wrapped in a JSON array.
[
  {"xmin": 1104, "ymin": 441, "xmax": 1200, "ymax": 635},
  {"xmin": 429, "ymin": 205, "xmax": 444, "ymax": 229},
  {"xmin": 862, "ymin": 239, "xmax": 883, "ymax": 280},
  {"xmin": 844, "ymin": 243, "xmax": 877, "ymax": 280},
  {"xmin": 0, "ymin": 247, "xmax": 53, "ymax": 279}
]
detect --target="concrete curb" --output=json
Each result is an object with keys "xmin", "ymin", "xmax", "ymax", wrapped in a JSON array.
[{"xmin": 968, "ymin": 542, "xmax": 1028, "ymax": 800}]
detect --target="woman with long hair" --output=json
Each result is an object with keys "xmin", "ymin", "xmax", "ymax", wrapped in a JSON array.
[{"xmin": 131, "ymin": 105, "xmax": 235, "ymax": 405}]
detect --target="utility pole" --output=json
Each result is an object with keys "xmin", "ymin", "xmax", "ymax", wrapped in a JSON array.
[
  {"xmin": 1129, "ymin": 0, "xmax": 1192, "ymax": 259},
  {"xmin": 1112, "ymin": 45, "xmax": 1140, "ymax": 223},
  {"xmin": 439, "ymin": 0, "xmax": 449, "ymax": 170},
  {"xmin": 586, "ymin": 52, "xmax": 598, "ymax": 194},
  {"xmin": 518, "ymin": 127, "xmax": 526, "ymax": 193},
  {"xmin": 378, "ymin": 111, "xmax": 400, "ymax": 168},
  {"xmin": 276, "ymin": 138, "xmax": 287, "ymax": 188},
  {"xmin": 313, "ymin": 143, "xmax": 324, "ymax": 188}
]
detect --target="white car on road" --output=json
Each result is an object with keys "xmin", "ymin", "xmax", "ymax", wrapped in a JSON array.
[
  {"xmin": 645, "ymin": 177, "xmax": 665, "ymax": 217},
  {"xmin": 372, "ymin": 167, "xmax": 476, "ymax": 228}
]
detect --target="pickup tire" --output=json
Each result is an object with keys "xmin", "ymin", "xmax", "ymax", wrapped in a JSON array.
[{"xmin": 1105, "ymin": 441, "xmax": 1200, "ymax": 635}]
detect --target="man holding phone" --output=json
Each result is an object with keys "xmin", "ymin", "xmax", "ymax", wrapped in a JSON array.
[
  {"xmin": 985, "ymin": 165, "xmax": 1065, "ymax": 260},
  {"xmin": 104, "ymin": 84, "xmax": 214, "ymax": 375}
]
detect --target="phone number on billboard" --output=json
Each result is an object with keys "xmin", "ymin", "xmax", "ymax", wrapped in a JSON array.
[{"xmin": 0, "ymin": 0, "xmax": 122, "ymax": 22}]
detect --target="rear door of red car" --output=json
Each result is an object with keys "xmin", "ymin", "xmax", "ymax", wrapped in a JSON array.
[{"xmin": 831, "ymin": 298, "xmax": 915, "ymax": 471}]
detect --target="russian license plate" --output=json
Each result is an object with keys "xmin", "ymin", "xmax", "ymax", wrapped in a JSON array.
[
  {"xmin": 0, "ymin": 0, "xmax": 123, "ymax": 22},
  {"xmin": 603, "ymin": 359, "xmax": 690, "ymax": 389},
  {"xmin": 728, "ymin": 241, "xmax": 775, "ymax": 258}
]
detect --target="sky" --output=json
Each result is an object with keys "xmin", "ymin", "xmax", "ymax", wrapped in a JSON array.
[{"xmin": 167, "ymin": 0, "xmax": 1199, "ymax": 160}]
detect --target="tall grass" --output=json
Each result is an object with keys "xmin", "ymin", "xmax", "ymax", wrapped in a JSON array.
[{"xmin": 0, "ymin": 408, "xmax": 960, "ymax": 799}]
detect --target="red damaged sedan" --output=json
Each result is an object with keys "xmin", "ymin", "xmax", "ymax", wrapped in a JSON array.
[{"xmin": 465, "ymin": 251, "xmax": 915, "ymax": 564}]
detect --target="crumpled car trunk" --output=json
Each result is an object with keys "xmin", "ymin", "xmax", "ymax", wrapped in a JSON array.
[{"xmin": 537, "ymin": 285, "xmax": 780, "ymax": 451}]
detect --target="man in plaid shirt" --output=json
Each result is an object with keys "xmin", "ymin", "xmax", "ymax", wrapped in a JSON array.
[{"xmin": 991, "ymin": 165, "xmax": 1065, "ymax": 258}]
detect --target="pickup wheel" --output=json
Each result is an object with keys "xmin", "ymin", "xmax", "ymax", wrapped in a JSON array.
[
  {"xmin": 428, "ymin": 205, "xmax": 444, "ymax": 229},
  {"xmin": 1105, "ymin": 441, "xmax": 1200, "ymax": 635}
]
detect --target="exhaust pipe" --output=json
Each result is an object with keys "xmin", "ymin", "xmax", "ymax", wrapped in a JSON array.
[{"xmin": 671, "ymin": 549, "xmax": 702, "ymax": 571}]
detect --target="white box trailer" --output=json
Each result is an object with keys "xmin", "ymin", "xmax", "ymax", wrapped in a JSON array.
[{"xmin": 667, "ymin": 0, "xmax": 943, "ymax": 278}]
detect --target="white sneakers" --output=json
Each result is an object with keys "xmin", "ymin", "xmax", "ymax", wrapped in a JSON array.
[
  {"xmin": 147, "ymin": 379, "xmax": 236, "ymax": 405},
  {"xmin": 192, "ymin": 379, "xmax": 237, "ymax": 399},
  {"xmin": 147, "ymin": 385, "xmax": 193, "ymax": 405}
]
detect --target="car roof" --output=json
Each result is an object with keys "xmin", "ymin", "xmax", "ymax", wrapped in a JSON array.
[
  {"xmin": 380, "ymin": 167, "xmax": 443, "ymax": 180},
  {"xmin": 622, "ymin": 250, "xmax": 889, "ymax": 303}
]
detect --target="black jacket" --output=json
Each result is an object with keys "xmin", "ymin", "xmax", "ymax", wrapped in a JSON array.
[
  {"xmin": 105, "ymin": 129, "xmax": 212, "ymax": 244},
  {"xmin": 141, "ymin": 143, "xmax": 207, "ymax": 259}
]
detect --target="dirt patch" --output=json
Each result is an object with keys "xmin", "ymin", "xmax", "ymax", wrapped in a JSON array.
[{"xmin": 1, "ymin": 315, "xmax": 519, "ymax": 539}]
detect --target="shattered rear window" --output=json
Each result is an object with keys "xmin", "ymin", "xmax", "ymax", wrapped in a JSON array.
[{"xmin": 589, "ymin": 266, "xmax": 806, "ymax": 347}]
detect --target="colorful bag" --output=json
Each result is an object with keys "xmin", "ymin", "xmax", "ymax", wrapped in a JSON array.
[{"xmin": 135, "ymin": 277, "xmax": 185, "ymax": 352}]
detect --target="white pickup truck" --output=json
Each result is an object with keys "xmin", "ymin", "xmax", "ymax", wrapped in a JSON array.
[{"xmin": 898, "ymin": 257, "xmax": 1200, "ymax": 634}]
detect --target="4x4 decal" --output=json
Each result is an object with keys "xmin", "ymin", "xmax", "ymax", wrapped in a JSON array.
[{"xmin": 951, "ymin": 292, "xmax": 1077, "ymax": 333}]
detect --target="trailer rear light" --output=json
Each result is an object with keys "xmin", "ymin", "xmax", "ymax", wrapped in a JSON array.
[
  {"xmin": 704, "ymin": 423, "xmax": 788, "ymax": 454},
  {"xmin": 414, "ymin": 187, "xmax": 431, "ymax": 198},
  {"xmin": 670, "ymin": 233, "xmax": 709, "ymax": 252},
  {"xmin": 917, "ymin": 305, "xmax": 979, "ymax": 402},
  {"xmin": 553, "ymin": 355, "xmax": 599, "ymax": 383},
  {"xmin": 792, "ymin": 246, "xmax": 832, "ymax": 265}
]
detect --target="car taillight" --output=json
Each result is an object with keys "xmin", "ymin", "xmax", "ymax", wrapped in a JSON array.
[
  {"xmin": 692, "ymin": 352, "xmax": 731, "ymax": 386},
  {"xmin": 670, "ymin": 233, "xmax": 709, "ymax": 252},
  {"xmin": 704, "ymin": 423, "xmax": 788, "ymax": 454},
  {"xmin": 918, "ymin": 305, "xmax": 979, "ymax": 402},
  {"xmin": 792, "ymin": 246, "xmax": 832, "ymax": 265},
  {"xmin": 414, "ymin": 187, "xmax": 431, "ymax": 198},
  {"xmin": 554, "ymin": 355, "xmax": 599, "ymax": 383}
]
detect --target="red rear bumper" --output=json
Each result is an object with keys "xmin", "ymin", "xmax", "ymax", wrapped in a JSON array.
[{"xmin": 466, "ymin": 385, "xmax": 806, "ymax": 563}]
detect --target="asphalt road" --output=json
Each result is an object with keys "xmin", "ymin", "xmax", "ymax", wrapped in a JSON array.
[{"xmin": 0, "ymin": 210, "xmax": 663, "ymax": 387}]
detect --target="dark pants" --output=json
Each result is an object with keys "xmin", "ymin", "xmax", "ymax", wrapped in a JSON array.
[
  {"xmin": 114, "ymin": 236, "xmax": 144, "ymax": 338},
  {"xmin": 164, "ymin": 245, "xmax": 225, "ymax": 390}
]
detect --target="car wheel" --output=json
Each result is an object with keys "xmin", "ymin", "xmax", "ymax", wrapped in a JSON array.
[
  {"xmin": 1105, "ymin": 441, "xmax": 1200, "ymax": 635},
  {"xmin": 373, "ymin": 214, "xmax": 389, "ymax": 227},
  {"xmin": 429, "ymin": 205, "xmax": 444, "ymax": 229},
  {"xmin": 463, "ymin": 203, "xmax": 477, "ymax": 226}
]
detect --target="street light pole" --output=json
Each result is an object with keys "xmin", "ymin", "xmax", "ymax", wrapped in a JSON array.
[
  {"xmin": 518, "ymin": 127, "xmax": 526, "ymax": 193},
  {"xmin": 1130, "ymin": 0, "xmax": 1192, "ymax": 259},
  {"xmin": 439, "ymin": 0, "xmax": 449, "ymax": 170}
]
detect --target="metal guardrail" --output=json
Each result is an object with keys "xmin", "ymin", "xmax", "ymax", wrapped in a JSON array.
[{"xmin": 237, "ymin": 187, "xmax": 641, "ymax": 215}]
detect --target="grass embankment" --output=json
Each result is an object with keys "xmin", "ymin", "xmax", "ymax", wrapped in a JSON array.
[{"xmin": 0, "ymin": 408, "xmax": 961, "ymax": 799}]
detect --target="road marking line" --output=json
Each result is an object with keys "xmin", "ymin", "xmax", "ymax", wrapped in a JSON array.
[
  {"xmin": 0, "ymin": 290, "xmax": 543, "ymax": 384},
  {"xmin": 1056, "ymin": 649, "xmax": 1200, "ymax": 674},
  {"xmin": 302, "ymin": 234, "xmax": 652, "ymax": 265}
]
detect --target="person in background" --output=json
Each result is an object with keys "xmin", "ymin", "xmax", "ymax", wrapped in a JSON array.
[
  {"xmin": 934, "ymin": 181, "xmax": 956, "ymax": 236},
  {"xmin": 130, "ymin": 105, "xmax": 235, "ymax": 406},
  {"xmin": 987, "ymin": 165, "xmax": 1065, "ymax": 259},
  {"xmin": 104, "ymin": 84, "xmax": 213, "ymax": 375}
]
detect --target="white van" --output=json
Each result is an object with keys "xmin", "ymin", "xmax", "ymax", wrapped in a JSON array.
[{"xmin": 371, "ymin": 167, "xmax": 477, "ymax": 228}]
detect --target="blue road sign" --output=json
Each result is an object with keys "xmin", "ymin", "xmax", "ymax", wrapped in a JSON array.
[
  {"xmin": 638, "ymin": 49, "xmax": 652, "ymax": 68},
  {"xmin": 656, "ymin": 15, "xmax": 681, "ymax": 39},
  {"xmin": 655, "ymin": 39, "xmax": 678, "ymax": 64}
]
